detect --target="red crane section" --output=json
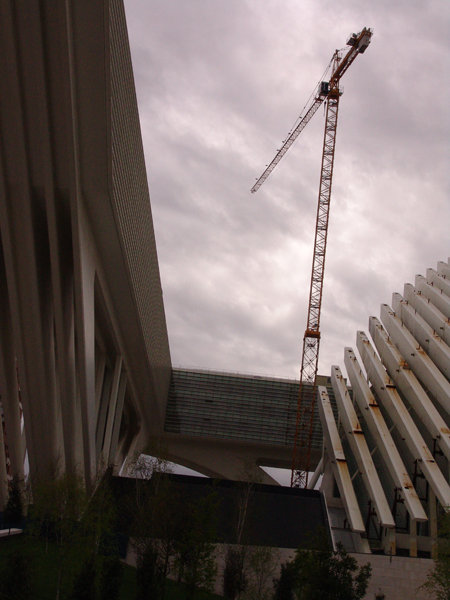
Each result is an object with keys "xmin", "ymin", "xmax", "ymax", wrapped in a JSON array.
[{"xmin": 251, "ymin": 28, "xmax": 373, "ymax": 488}]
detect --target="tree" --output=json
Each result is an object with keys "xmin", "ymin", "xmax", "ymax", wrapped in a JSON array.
[
  {"xmin": 30, "ymin": 465, "xmax": 87, "ymax": 600},
  {"xmin": 81, "ymin": 466, "xmax": 118, "ymax": 558},
  {"xmin": 419, "ymin": 511, "xmax": 450, "ymax": 599},
  {"xmin": 244, "ymin": 546, "xmax": 279, "ymax": 600},
  {"xmin": 69, "ymin": 557, "xmax": 96, "ymax": 600},
  {"xmin": 176, "ymin": 492, "xmax": 219, "ymax": 600},
  {"xmin": 222, "ymin": 462, "xmax": 263, "ymax": 600},
  {"xmin": 130, "ymin": 455, "xmax": 183, "ymax": 599},
  {"xmin": 136, "ymin": 545, "xmax": 164, "ymax": 600},
  {"xmin": 223, "ymin": 546, "xmax": 248, "ymax": 600},
  {"xmin": 30, "ymin": 462, "xmax": 117, "ymax": 600},
  {"xmin": 0, "ymin": 549, "xmax": 35, "ymax": 600},
  {"xmin": 292, "ymin": 530, "xmax": 372, "ymax": 600},
  {"xmin": 273, "ymin": 561, "xmax": 297, "ymax": 600},
  {"xmin": 3, "ymin": 474, "xmax": 24, "ymax": 530},
  {"xmin": 99, "ymin": 556, "xmax": 124, "ymax": 600}
]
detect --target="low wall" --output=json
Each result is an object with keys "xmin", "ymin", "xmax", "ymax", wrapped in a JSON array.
[{"xmin": 352, "ymin": 553, "xmax": 433, "ymax": 600}]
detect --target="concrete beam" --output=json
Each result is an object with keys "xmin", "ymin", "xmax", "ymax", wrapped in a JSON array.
[
  {"xmin": 367, "ymin": 320, "xmax": 450, "ymax": 509},
  {"xmin": 367, "ymin": 319, "xmax": 450, "ymax": 459},
  {"xmin": 427, "ymin": 268, "xmax": 450, "ymax": 298},
  {"xmin": 103, "ymin": 356, "xmax": 123, "ymax": 461},
  {"xmin": 403, "ymin": 284, "xmax": 450, "ymax": 347},
  {"xmin": 415, "ymin": 275, "xmax": 450, "ymax": 321},
  {"xmin": 392, "ymin": 293, "xmax": 450, "ymax": 381},
  {"xmin": 317, "ymin": 385, "xmax": 366, "ymax": 533},
  {"xmin": 331, "ymin": 365, "xmax": 395, "ymax": 528},
  {"xmin": 380, "ymin": 304, "xmax": 450, "ymax": 412},
  {"xmin": 110, "ymin": 371, "xmax": 127, "ymax": 465},
  {"xmin": 437, "ymin": 260, "xmax": 450, "ymax": 279},
  {"xmin": 344, "ymin": 347, "xmax": 426, "ymax": 523}
]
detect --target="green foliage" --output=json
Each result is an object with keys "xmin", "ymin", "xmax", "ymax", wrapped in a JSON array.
[
  {"xmin": 223, "ymin": 545, "xmax": 279, "ymax": 600},
  {"xmin": 30, "ymin": 466, "xmax": 86, "ymax": 546},
  {"xmin": 130, "ymin": 456, "xmax": 219, "ymax": 600},
  {"xmin": 292, "ymin": 530, "xmax": 372, "ymax": 600},
  {"xmin": 223, "ymin": 546, "xmax": 248, "ymax": 600},
  {"xmin": 3, "ymin": 474, "xmax": 24, "ymax": 528},
  {"xmin": 272, "ymin": 561, "xmax": 296, "ymax": 600},
  {"xmin": 223, "ymin": 462, "xmax": 270, "ymax": 600},
  {"xmin": 131, "ymin": 475, "xmax": 187, "ymax": 600},
  {"xmin": 419, "ymin": 510, "xmax": 450, "ymax": 599},
  {"xmin": 29, "ymin": 463, "xmax": 118, "ymax": 599},
  {"xmin": 136, "ymin": 544, "xmax": 164, "ymax": 599},
  {"xmin": 244, "ymin": 546, "xmax": 279, "ymax": 600},
  {"xmin": 176, "ymin": 493, "xmax": 219, "ymax": 600},
  {"xmin": 0, "ymin": 534, "xmax": 222, "ymax": 600},
  {"xmin": 100, "ymin": 556, "xmax": 124, "ymax": 600},
  {"xmin": 29, "ymin": 466, "xmax": 87, "ymax": 598},
  {"xmin": 82, "ymin": 468, "xmax": 118, "ymax": 558},
  {"xmin": 69, "ymin": 557, "xmax": 97, "ymax": 600},
  {"xmin": 0, "ymin": 549, "xmax": 35, "ymax": 600}
]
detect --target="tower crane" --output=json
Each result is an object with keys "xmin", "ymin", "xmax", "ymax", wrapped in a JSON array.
[{"xmin": 251, "ymin": 28, "xmax": 373, "ymax": 488}]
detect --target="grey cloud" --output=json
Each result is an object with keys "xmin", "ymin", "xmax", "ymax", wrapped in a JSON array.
[{"xmin": 125, "ymin": 0, "xmax": 450, "ymax": 380}]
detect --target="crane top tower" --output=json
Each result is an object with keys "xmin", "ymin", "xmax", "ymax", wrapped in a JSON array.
[{"xmin": 251, "ymin": 28, "xmax": 373, "ymax": 487}]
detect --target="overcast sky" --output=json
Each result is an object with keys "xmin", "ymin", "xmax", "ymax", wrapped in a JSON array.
[{"xmin": 124, "ymin": 0, "xmax": 450, "ymax": 381}]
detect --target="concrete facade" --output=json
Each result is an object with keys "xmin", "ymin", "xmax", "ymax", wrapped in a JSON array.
[{"xmin": 0, "ymin": 0, "xmax": 171, "ymax": 499}]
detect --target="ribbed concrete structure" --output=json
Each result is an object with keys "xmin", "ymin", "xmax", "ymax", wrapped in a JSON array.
[
  {"xmin": 318, "ymin": 259, "xmax": 450, "ymax": 561},
  {"xmin": 0, "ymin": 0, "xmax": 171, "ymax": 500},
  {"xmin": 163, "ymin": 370, "xmax": 334, "ymax": 482}
]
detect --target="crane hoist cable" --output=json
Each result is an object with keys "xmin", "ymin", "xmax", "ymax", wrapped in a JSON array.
[{"xmin": 251, "ymin": 27, "xmax": 373, "ymax": 488}]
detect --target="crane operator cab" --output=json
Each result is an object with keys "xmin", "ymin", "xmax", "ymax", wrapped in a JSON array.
[{"xmin": 319, "ymin": 81, "xmax": 329, "ymax": 96}]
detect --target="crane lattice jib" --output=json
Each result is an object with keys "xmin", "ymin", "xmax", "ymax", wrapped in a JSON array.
[
  {"xmin": 251, "ymin": 28, "xmax": 372, "ymax": 195},
  {"xmin": 251, "ymin": 96, "xmax": 325, "ymax": 193}
]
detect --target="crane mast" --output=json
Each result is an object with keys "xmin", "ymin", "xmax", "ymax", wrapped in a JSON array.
[
  {"xmin": 251, "ymin": 28, "xmax": 373, "ymax": 488},
  {"xmin": 291, "ymin": 52, "xmax": 341, "ymax": 488}
]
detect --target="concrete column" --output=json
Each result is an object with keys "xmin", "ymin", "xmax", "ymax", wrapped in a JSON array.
[
  {"xmin": 0, "ymin": 411, "xmax": 9, "ymax": 509},
  {"xmin": 383, "ymin": 526, "xmax": 396, "ymax": 557},
  {"xmin": 410, "ymin": 519, "xmax": 418, "ymax": 558},
  {"xmin": 0, "ymin": 1, "xmax": 64, "ymax": 480},
  {"xmin": 0, "ymin": 248, "xmax": 24, "ymax": 478},
  {"xmin": 103, "ymin": 356, "xmax": 123, "ymax": 461},
  {"xmin": 429, "ymin": 489, "xmax": 438, "ymax": 559},
  {"xmin": 110, "ymin": 371, "xmax": 127, "ymax": 465}
]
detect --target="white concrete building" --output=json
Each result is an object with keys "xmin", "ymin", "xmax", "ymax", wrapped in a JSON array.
[
  {"xmin": 318, "ymin": 259, "xmax": 450, "ymax": 561},
  {"xmin": 0, "ymin": 0, "xmax": 172, "ymax": 501}
]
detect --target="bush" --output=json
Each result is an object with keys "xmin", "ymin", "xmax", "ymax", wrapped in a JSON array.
[
  {"xmin": 136, "ymin": 544, "xmax": 163, "ymax": 599},
  {"xmin": 69, "ymin": 557, "xmax": 97, "ymax": 600},
  {"xmin": 223, "ymin": 546, "xmax": 248, "ymax": 599},
  {"xmin": 3, "ymin": 475, "xmax": 23, "ymax": 529},
  {"xmin": 100, "ymin": 556, "xmax": 124, "ymax": 600},
  {"xmin": 0, "ymin": 549, "xmax": 34, "ymax": 600},
  {"xmin": 273, "ymin": 562, "xmax": 296, "ymax": 600}
]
